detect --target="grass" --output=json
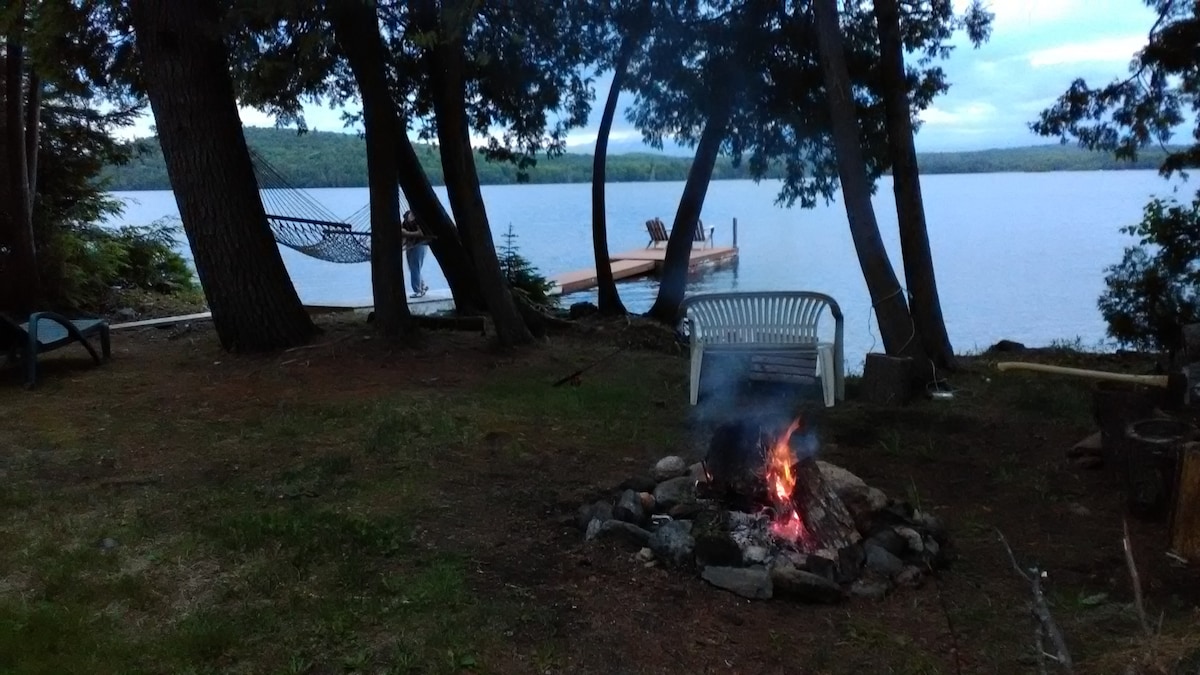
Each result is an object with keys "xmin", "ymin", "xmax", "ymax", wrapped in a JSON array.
[{"xmin": 0, "ymin": 320, "xmax": 1197, "ymax": 674}]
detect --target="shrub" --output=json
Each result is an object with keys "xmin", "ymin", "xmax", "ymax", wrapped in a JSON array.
[
  {"xmin": 42, "ymin": 217, "xmax": 199, "ymax": 311},
  {"xmin": 1098, "ymin": 195, "xmax": 1200, "ymax": 356},
  {"xmin": 498, "ymin": 223, "xmax": 557, "ymax": 309}
]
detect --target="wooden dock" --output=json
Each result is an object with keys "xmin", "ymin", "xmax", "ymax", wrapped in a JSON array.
[{"xmin": 549, "ymin": 245, "xmax": 738, "ymax": 295}]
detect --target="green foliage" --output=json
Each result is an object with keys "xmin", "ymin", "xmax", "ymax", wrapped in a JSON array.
[
  {"xmin": 1032, "ymin": 1, "xmax": 1200, "ymax": 175},
  {"xmin": 99, "ymin": 127, "xmax": 1176, "ymax": 191},
  {"xmin": 497, "ymin": 224, "xmax": 556, "ymax": 309},
  {"xmin": 48, "ymin": 219, "xmax": 198, "ymax": 311},
  {"xmin": 1098, "ymin": 195, "xmax": 1200, "ymax": 355}
]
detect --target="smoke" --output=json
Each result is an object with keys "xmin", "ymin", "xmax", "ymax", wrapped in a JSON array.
[{"xmin": 688, "ymin": 350, "xmax": 827, "ymax": 465}]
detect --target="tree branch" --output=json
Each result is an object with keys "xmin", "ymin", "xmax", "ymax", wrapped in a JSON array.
[{"xmin": 997, "ymin": 529, "xmax": 1075, "ymax": 673}]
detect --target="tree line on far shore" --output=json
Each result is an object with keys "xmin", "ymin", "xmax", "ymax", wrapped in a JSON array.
[{"xmin": 100, "ymin": 127, "xmax": 1177, "ymax": 192}]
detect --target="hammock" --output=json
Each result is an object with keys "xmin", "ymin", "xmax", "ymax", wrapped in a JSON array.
[{"xmin": 250, "ymin": 148, "xmax": 415, "ymax": 264}]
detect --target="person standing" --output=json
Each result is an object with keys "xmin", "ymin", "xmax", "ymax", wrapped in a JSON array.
[{"xmin": 401, "ymin": 210, "xmax": 429, "ymax": 298}]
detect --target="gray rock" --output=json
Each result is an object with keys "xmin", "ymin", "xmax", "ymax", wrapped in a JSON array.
[
  {"xmin": 1068, "ymin": 502, "xmax": 1092, "ymax": 517},
  {"xmin": 816, "ymin": 460, "xmax": 867, "ymax": 493},
  {"xmin": 912, "ymin": 511, "xmax": 947, "ymax": 542},
  {"xmin": 668, "ymin": 500, "xmax": 703, "ymax": 519},
  {"xmin": 653, "ymin": 475, "xmax": 695, "ymax": 511},
  {"xmin": 649, "ymin": 520, "xmax": 695, "ymax": 568},
  {"xmin": 895, "ymin": 526, "xmax": 924, "ymax": 553},
  {"xmin": 701, "ymin": 565, "xmax": 773, "ymax": 600},
  {"xmin": 771, "ymin": 563, "xmax": 844, "ymax": 604},
  {"xmin": 584, "ymin": 518, "xmax": 604, "ymax": 540},
  {"xmin": 652, "ymin": 455, "xmax": 689, "ymax": 481},
  {"xmin": 98, "ymin": 537, "xmax": 119, "ymax": 551},
  {"xmin": 636, "ymin": 547, "xmax": 655, "ymax": 562},
  {"xmin": 577, "ymin": 500, "xmax": 613, "ymax": 530},
  {"xmin": 114, "ymin": 308, "xmax": 138, "ymax": 321},
  {"xmin": 864, "ymin": 543, "xmax": 905, "ymax": 577},
  {"xmin": 895, "ymin": 565, "xmax": 924, "ymax": 588},
  {"xmin": 849, "ymin": 576, "xmax": 891, "ymax": 600},
  {"xmin": 742, "ymin": 545, "xmax": 769, "ymax": 565},
  {"xmin": 866, "ymin": 529, "xmax": 907, "ymax": 557},
  {"xmin": 589, "ymin": 520, "xmax": 652, "ymax": 548},
  {"xmin": 688, "ymin": 461, "xmax": 707, "ymax": 481},
  {"xmin": 614, "ymin": 489, "xmax": 645, "ymax": 525}
]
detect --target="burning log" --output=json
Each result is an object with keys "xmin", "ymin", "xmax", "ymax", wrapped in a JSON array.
[{"xmin": 786, "ymin": 458, "xmax": 861, "ymax": 553}]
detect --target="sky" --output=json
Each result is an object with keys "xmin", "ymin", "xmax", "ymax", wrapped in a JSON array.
[{"xmin": 119, "ymin": 0, "xmax": 1160, "ymax": 154}]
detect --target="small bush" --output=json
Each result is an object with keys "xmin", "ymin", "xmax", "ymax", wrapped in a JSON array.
[
  {"xmin": 1098, "ymin": 195, "xmax": 1200, "ymax": 356},
  {"xmin": 498, "ymin": 223, "xmax": 557, "ymax": 309},
  {"xmin": 42, "ymin": 217, "xmax": 198, "ymax": 311}
]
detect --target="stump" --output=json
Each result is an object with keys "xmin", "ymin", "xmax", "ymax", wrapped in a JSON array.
[
  {"xmin": 1122, "ymin": 418, "xmax": 1194, "ymax": 521},
  {"xmin": 1170, "ymin": 443, "xmax": 1200, "ymax": 560},
  {"xmin": 1092, "ymin": 381, "xmax": 1160, "ymax": 466},
  {"xmin": 861, "ymin": 353, "xmax": 914, "ymax": 405}
]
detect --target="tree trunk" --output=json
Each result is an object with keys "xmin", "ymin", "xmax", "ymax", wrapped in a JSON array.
[
  {"xmin": 646, "ymin": 92, "xmax": 734, "ymax": 324},
  {"xmin": 590, "ymin": 43, "xmax": 636, "ymax": 316},
  {"xmin": 0, "ymin": 17, "xmax": 40, "ymax": 314},
  {"xmin": 812, "ymin": 0, "xmax": 923, "ymax": 360},
  {"xmin": 131, "ymin": 0, "xmax": 318, "ymax": 351},
  {"xmin": 426, "ymin": 0, "xmax": 533, "ymax": 346},
  {"xmin": 327, "ymin": 0, "xmax": 415, "ymax": 338},
  {"xmin": 873, "ymin": 0, "xmax": 956, "ymax": 371},
  {"xmin": 23, "ymin": 71, "xmax": 39, "ymax": 202},
  {"xmin": 394, "ymin": 128, "xmax": 484, "ymax": 313}
]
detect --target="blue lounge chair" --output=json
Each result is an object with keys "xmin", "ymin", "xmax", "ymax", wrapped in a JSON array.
[{"xmin": 1, "ymin": 312, "xmax": 111, "ymax": 387}]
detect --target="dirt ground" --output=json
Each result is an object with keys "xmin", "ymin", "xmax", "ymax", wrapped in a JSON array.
[{"xmin": 1, "ymin": 314, "xmax": 1198, "ymax": 675}]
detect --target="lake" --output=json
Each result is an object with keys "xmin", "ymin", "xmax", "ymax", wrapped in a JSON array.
[{"xmin": 107, "ymin": 170, "xmax": 1195, "ymax": 371}]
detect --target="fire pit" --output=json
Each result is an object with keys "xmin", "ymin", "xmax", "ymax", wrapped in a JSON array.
[{"xmin": 576, "ymin": 414, "xmax": 949, "ymax": 602}]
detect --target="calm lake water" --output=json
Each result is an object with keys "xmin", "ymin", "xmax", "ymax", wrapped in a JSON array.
[{"xmin": 107, "ymin": 170, "xmax": 1195, "ymax": 371}]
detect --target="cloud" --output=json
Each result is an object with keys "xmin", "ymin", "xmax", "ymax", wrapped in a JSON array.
[
  {"xmin": 1026, "ymin": 36, "xmax": 1144, "ymax": 67},
  {"xmin": 919, "ymin": 102, "xmax": 997, "ymax": 127}
]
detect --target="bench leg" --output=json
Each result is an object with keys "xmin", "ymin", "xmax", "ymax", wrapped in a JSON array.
[
  {"xmin": 690, "ymin": 345, "xmax": 704, "ymax": 405},
  {"xmin": 818, "ymin": 345, "xmax": 835, "ymax": 407}
]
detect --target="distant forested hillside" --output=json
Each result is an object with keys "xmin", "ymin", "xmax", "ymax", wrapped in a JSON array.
[{"xmin": 101, "ymin": 127, "xmax": 1175, "ymax": 192}]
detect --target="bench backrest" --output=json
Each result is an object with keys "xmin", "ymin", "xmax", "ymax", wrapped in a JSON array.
[
  {"xmin": 692, "ymin": 220, "xmax": 707, "ymax": 241},
  {"xmin": 679, "ymin": 291, "xmax": 843, "ymax": 346}
]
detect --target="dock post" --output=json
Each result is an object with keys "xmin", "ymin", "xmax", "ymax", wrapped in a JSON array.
[{"xmin": 733, "ymin": 217, "xmax": 738, "ymax": 248}]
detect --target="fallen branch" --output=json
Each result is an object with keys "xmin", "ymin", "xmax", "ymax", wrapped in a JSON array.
[
  {"xmin": 927, "ymin": 562, "xmax": 965, "ymax": 675},
  {"xmin": 552, "ymin": 347, "xmax": 627, "ymax": 387},
  {"xmin": 997, "ymin": 529, "xmax": 1075, "ymax": 673},
  {"xmin": 1122, "ymin": 518, "xmax": 1152, "ymax": 638}
]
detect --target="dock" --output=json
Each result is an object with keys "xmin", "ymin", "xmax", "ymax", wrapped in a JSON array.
[{"xmin": 549, "ymin": 244, "xmax": 738, "ymax": 295}]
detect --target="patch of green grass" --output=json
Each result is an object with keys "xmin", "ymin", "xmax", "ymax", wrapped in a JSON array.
[
  {"xmin": 996, "ymin": 376, "xmax": 1093, "ymax": 426},
  {"xmin": 202, "ymin": 504, "xmax": 415, "ymax": 562}
]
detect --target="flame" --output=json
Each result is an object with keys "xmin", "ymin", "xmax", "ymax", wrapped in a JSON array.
[{"xmin": 764, "ymin": 418, "xmax": 809, "ymax": 544}]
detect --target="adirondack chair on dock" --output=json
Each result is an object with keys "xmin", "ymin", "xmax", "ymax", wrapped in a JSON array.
[{"xmin": 644, "ymin": 217, "xmax": 716, "ymax": 248}]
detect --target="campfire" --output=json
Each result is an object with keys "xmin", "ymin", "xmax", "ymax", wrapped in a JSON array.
[{"xmin": 576, "ymin": 414, "xmax": 949, "ymax": 602}]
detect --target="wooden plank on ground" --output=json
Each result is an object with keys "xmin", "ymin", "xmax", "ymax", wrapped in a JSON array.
[{"xmin": 110, "ymin": 312, "xmax": 212, "ymax": 331}]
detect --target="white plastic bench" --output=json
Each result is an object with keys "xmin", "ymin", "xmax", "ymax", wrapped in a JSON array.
[{"xmin": 678, "ymin": 291, "xmax": 845, "ymax": 407}]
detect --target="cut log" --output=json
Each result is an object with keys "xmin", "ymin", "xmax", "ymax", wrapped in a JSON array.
[
  {"xmin": 1092, "ymin": 381, "xmax": 1160, "ymax": 467},
  {"xmin": 861, "ymin": 352, "xmax": 914, "ymax": 405},
  {"xmin": 1121, "ymin": 418, "xmax": 1195, "ymax": 521},
  {"xmin": 1170, "ymin": 442, "xmax": 1200, "ymax": 561},
  {"xmin": 791, "ymin": 458, "xmax": 860, "ymax": 554}
]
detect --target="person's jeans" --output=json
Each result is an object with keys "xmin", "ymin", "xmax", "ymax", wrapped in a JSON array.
[{"xmin": 405, "ymin": 244, "xmax": 428, "ymax": 293}]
